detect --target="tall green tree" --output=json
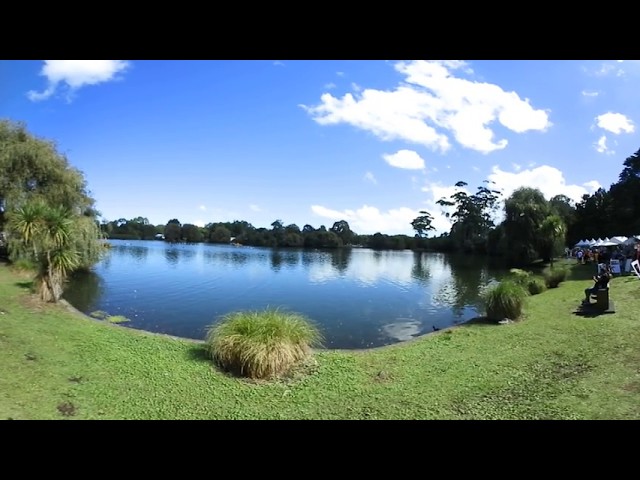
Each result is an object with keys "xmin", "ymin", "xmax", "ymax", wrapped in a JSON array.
[
  {"xmin": 502, "ymin": 187, "xmax": 552, "ymax": 265},
  {"xmin": 411, "ymin": 210, "xmax": 435, "ymax": 238},
  {"xmin": 435, "ymin": 180, "xmax": 502, "ymax": 253},
  {"xmin": 181, "ymin": 223, "xmax": 203, "ymax": 243},
  {"xmin": 608, "ymin": 148, "xmax": 640, "ymax": 236},
  {"xmin": 164, "ymin": 219, "xmax": 182, "ymax": 243},
  {"xmin": 330, "ymin": 220, "xmax": 355, "ymax": 245},
  {"xmin": 0, "ymin": 119, "xmax": 96, "ymax": 232}
]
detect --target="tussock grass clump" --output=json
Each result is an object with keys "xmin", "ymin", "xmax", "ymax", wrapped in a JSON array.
[
  {"xmin": 205, "ymin": 308, "xmax": 323, "ymax": 380},
  {"xmin": 509, "ymin": 268, "xmax": 532, "ymax": 283},
  {"xmin": 483, "ymin": 280, "xmax": 528, "ymax": 321},
  {"xmin": 10, "ymin": 258, "xmax": 37, "ymax": 273},
  {"xmin": 544, "ymin": 267, "xmax": 568, "ymax": 288},
  {"xmin": 525, "ymin": 277, "xmax": 547, "ymax": 295}
]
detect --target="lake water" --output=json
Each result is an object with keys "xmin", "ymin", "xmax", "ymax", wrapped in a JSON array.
[{"xmin": 63, "ymin": 240, "xmax": 510, "ymax": 349}]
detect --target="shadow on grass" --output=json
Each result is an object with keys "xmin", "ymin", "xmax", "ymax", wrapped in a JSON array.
[
  {"xmin": 185, "ymin": 344, "xmax": 211, "ymax": 363},
  {"xmin": 15, "ymin": 281, "xmax": 34, "ymax": 290},
  {"xmin": 572, "ymin": 302, "xmax": 616, "ymax": 318},
  {"xmin": 462, "ymin": 316, "xmax": 500, "ymax": 327}
]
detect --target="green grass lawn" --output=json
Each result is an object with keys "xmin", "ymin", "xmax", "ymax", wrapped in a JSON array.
[{"xmin": 1, "ymin": 259, "xmax": 639, "ymax": 419}]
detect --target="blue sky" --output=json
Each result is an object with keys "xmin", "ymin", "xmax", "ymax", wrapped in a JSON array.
[{"xmin": 1, "ymin": 60, "xmax": 638, "ymax": 235}]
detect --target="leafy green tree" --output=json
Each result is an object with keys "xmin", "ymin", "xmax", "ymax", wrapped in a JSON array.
[
  {"xmin": 284, "ymin": 224, "xmax": 300, "ymax": 234},
  {"xmin": 435, "ymin": 180, "xmax": 502, "ymax": 253},
  {"xmin": 210, "ymin": 226, "xmax": 231, "ymax": 243},
  {"xmin": 0, "ymin": 119, "xmax": 97, "ymax": 232},
  {"xmin": 608, "ymin": 148, "xmax": 640, "ymax": 236},
  {"xmin": 570, "ymin": 188, "xmax": 614, "ymax": 241},
  {"xmin": 411, "ymin": 210, "xmax": 435, "ymax": 238},
  {"xmin": 164, "ymin": 219, "xmax": 182, "ymax": 243},
  {"xmin": 502, "ymin": 187, "xmax": 552, "ymax": 265},
  {"xmin": 181, "ymin": 223, "xmax": 203, "ymax": 243},
  {"xmin": 330, "ymin": 220, "xmax": 355, "ymax": 245}
]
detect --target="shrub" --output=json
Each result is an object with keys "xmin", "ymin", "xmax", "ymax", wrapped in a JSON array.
[
  {"xmin": 10, "ymin": 258, "xmax": 37, "ymax": 273},
  {"xmin": 526, "ymin": 277, "xmax": 547, "ymax": 295},
  {"xmin": 544, "ymin": 267, "xmax": 568, "ymax": 288},
  {"xmin": 509, "ymin": 268, "xmax": 532, "ymax": 285},
  {"xmin": 483, "ymin": 280, "xmax": 528, "ymax": 321},
  {"xmin": 205, "ymin": 308, "xmax": 323, "ymax": 379}
]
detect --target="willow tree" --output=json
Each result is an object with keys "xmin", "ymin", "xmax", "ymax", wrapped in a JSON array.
[
  {"xmin": 0, "ymin": 119, "xmax": 96, "ymax": 232},
  {"xmin": 502, "ymin": 187, "xmax": 552, "ymax": 266}
]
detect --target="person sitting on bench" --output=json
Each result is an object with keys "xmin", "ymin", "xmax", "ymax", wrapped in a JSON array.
[{"xmin": 583, "ymin": 265, "xmax": 611, "ymax": 304}]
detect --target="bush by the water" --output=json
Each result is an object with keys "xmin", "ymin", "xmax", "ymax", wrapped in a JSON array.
[
  {"xmin": 509, "ymin": 268, "xmax": 532, "ymax": 283},
  {"xmin": 544, "ymin": 267, "xmax": 568, "ymax": 288},
  {"xmin": 507, "ymin": 268, "xmax": 546, "ymax": 296},
  {"xmin": 205, "ymin": 308, "xmax": 323, "ymax": 380},
  {"xmin": 483, "ymin": 280, "xmax": 528, "ymax": 321},
  {"xmin": 526, "ymin": 277, "xmax": 547, "ymax": 295}
]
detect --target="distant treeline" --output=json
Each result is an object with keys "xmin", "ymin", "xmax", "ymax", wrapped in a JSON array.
[
  {"xmin": 100, "ymin": 147, "xmax": 640, "ymax": 265},
  {"xmin": 100, "ymin": 217, "xmax": 438, "ymax": 251}
]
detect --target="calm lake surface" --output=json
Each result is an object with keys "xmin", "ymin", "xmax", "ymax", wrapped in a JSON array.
[{"xmin": 64, "ymin": 240, "xmax": 511, "ymax": 349}]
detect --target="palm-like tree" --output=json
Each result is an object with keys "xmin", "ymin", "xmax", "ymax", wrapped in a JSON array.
[
  {"xmin": 539, "ymin": 214, "xmax": 566, "ymax": 268},
  {"xmin": 8, "ymin": 201, "xmax": 80, "ymax": 302}
]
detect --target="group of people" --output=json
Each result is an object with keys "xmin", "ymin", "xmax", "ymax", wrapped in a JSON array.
[{"xmin": 573, "ymin": 244, "xmax": 640, "ymax": 271}]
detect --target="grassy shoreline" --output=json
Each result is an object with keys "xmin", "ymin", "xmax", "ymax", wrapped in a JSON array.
[{"xmin": 1, "ymin": 260, "xmax": 639, "ymax": 419}]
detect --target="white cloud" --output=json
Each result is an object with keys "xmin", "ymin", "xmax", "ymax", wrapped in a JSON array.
[
  {"xmin": 472, "ymin": 166, "xmax": 480, "ymax": 172},
  {"xmin": 324, "ymin": 82, "xmax": 337, "ymax": 89},
  {"xmin": 593, "ymin": 62, "xmax": 625, "ymax": 77},
  {"xmin": 301, "ymin": 60, "xmax": 551, "ymax": 154},
  {"xmin": 351, "ymin": 82, "xmax": 362, "ymax": 92},
  {"xmin": 595, "ymin": 112, "xmax": 635, "ymax": 134},
  {"xmin": 583, "ymin": 180, "xmax": 602, "ymax": 191},
  {"xmin": 487, "ymin": 165, "xmax": 601, "ymax": 204},
  {"xmin": 249, "ymin": 204, "xmax": 262, "ymax": 212},
  {"xmin": 512, "ymin": 163, "xmax": 522, "ymax": 171},
  {"xmin": 363, "ymin": 171, "xmax": 377, "ymax": 185},
  {"xmin": 27, "ymin": 60, "xmax": 130, "ymax": 102},
  {"xmin": 581, "ymin": 90, "xmax": 599, "ymax": 97},
  {"xmin": 382, "ymin": 149, "xmax": 426, "ymax": 170},
  {"xmin": 273, "ymin": 61, "xmax": 285, "ymax": 67},
  {"xmin": 193, "ymin": 219, "xmax": 205, "ymax": 228},
  {"xmin": 336, "ymin": 71, "xmax": 345, "ymax": 77},
  {"xmin": 585, "ymin": 182, "xmax": 602, "ymax": 194},
  {"xmin": 309, "ymin": 250, "xmax": 415, "ymax": 286},
  {"xmin": 594, "ymin": 135, "xmax": 614, "ymax": 155},
  {"xmin": 198, "ymin": 205, "xmax": 207, "ymax": 211},
  {"xmin": 311, "ymin": 204, "xmax": 420, "ymax": 235}
]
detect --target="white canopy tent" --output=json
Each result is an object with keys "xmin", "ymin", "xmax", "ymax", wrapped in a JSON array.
[
  {"xmin": 622, "ymin": 235, "xmax": 640, "ymax": 246},
  {"xmin": 610, "ymin": 236, "xmax": 628, "ymax": 245},
  {"xmin": 598, "ymin": 241, "xmax": 618, "ymax": 247}
]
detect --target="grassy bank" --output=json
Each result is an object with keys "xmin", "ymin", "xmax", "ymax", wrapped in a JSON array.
[{"xmin": 1, "ymin": 260, "xmax": 639, "ymax": 419}]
